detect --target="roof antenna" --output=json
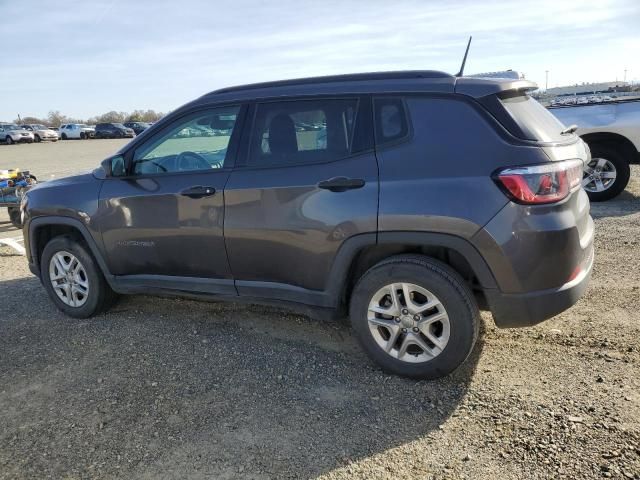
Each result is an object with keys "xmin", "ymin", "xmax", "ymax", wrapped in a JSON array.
[{"xmin": 455, "ymin": 36, "xmax": 472, "ymax": 77}]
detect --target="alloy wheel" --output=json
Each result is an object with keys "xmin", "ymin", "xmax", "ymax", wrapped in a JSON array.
[
  {"xmin": 583, "ymin": 157, "xmax": 617, "ymax": 193},
  {"xmin": 49, "ymin": 251, "xmax": 90, "ymax": 307},
  {"xmin": 367, "ymin": 282, "xmax": 450, "ymax": 363}
]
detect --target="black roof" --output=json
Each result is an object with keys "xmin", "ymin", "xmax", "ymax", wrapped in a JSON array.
[
  {"xmin": 199, "ymin": 70, "xmax": 538, "ymax": 102},
  {"xmin": 209, "ymin": 70, "xmax": 453, "ymax": 95}
]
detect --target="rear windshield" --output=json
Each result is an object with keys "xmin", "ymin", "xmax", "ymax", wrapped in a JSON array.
[{"xmin": 499, "ymin": 93, "xmax": 568, "ymax": 142}]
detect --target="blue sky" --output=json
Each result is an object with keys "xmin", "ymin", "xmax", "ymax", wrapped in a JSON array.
[{"xmin": 1, "ymin": 0, "xmax": 639, "ymax": 120}]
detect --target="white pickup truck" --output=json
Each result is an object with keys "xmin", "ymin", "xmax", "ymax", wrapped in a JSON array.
[{"xmin": 549, "ymin": 99, "xmax": 640, "ymax": 201}]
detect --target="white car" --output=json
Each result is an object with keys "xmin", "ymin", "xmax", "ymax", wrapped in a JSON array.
[
  {"xmin": 550, "ymin": 98, "xmax": 640, "ymax": 201},
  {"xmin": 22, "ymin": 124, "xmax": 58, "ymax": 142},
  {"xmin": 0, "ymin": 124, "xmax": 34, "ymax": 144},
  {"xmin": 59, "ymin": 123, "xmax": 95, "ymax": 140}
]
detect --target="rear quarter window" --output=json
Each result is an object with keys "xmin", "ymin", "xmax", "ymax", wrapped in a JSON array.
[
  {"xmin": 374, "ymin": 97, "xmax": 410, "ymax": 147},
  {"xmin": 499, "ymin": 93, "xmax": 568, "ymax": 142}
]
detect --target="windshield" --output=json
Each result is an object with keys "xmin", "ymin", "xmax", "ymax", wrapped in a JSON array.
[
  {"xmin": 113, "ymin": 123, "xmax": 126, "ymax": 128},
  {"xmin": 32, "ymin": 124, "xmax": 46, "ymax": 129},
  {"xmin": 499, "ymin": 94, "xmax": 569, "ymax": 142},
  {"xmin": 4, "ymin": 124, "xmax": 20, "ymax": 130}
]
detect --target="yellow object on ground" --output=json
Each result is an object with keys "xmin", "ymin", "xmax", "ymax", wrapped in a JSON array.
[{"xmin": 0, "ymin": 169, "xmax": 21, "ymax": 180}]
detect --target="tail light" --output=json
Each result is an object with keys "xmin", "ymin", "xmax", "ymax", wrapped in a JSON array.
[{"xmin": 494, "ymin": 159, "xmax": 583, "ymax": 205}]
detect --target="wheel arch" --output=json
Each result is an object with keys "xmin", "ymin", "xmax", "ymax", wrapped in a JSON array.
[
  {"xmin": 580, "ymin": 132, "xmax": 639, "ymax": 164},
  {"xmin": 28, "ymin": 217, "xmax": 114, "ymax": 286},
  {"xmin": 327, "ymin": 232, "xmax": 498, "ymax": 313}
]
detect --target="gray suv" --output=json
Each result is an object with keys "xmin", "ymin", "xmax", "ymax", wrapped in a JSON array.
[{"xmin": 22, "ymin": 71, "xmax": 594, "ymax": 379}]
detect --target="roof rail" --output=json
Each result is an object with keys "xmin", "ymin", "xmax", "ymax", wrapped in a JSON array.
[{"xmin": 207, "ymin": 70, "xmax": 454, "ymax": 96}]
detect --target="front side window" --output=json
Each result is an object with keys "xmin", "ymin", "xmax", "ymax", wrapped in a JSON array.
[
  {"xmin": 132, "ymin": 106, "xmax": 240, "ymax": 175},
  {"xmin": 248, "ymin": 98, "xmax": 357, "ymax": 167}
]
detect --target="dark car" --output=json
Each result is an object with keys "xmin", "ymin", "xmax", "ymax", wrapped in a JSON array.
[
  {"xmin": 95, "ymin": 123, "xmax": 135, "ymax": 139},
  {"xmin": 22, "ymin": 71, "xmax": 594, "ymax": 379},
  {"xmin": 123, "ymin": 122, "xmax": 151, "ymax": 135}
]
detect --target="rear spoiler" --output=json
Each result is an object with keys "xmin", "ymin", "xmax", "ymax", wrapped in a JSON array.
[{"xmin": 454, "ymin": 77, "xmax": 539, "ymax": 99}]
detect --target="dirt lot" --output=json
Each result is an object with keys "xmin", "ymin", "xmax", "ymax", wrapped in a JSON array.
[{"xmin": 0, "ymin": 140, "xmax": 639, "ymax": 479}]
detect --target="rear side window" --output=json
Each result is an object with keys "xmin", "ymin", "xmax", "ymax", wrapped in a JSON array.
[
  {"xmin": 374, "ymin": 97, "xmax": 409, "ymax": 146},
  {"xmin": 248, "ymin": 98, "xmax": 358, "ymax": 167},
  {"xmin": 499, "ymin": 93, "xmax": 567, "ymax": 142}
]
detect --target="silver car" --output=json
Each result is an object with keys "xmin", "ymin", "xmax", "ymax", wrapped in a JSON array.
[
  {"xmin": 0, "ymin": 124, "xmax": 35, "ymax": 144},
  {"xmin": 22, "ymin": 124, "xmax": 59, "ymax": 142}
]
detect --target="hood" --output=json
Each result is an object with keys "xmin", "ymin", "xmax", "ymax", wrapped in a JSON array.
[
  {"xmin": 36, "ymin": 129, "xmax": 58, "ymax": 135},
  {"xmin": 30, "ymin": 171, "xmax": 96, "ymax": 190},
  {"xmin": 81, "ymin": 126, "xmax": 95, "ymax": 132}
]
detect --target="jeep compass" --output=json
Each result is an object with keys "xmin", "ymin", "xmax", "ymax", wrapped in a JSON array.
[{"xmin": 22, "ymin": 71, "xmax": 594, "ymax": 379}]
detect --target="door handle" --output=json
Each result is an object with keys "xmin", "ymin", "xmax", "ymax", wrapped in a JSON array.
[
  {"xmin": 317, "ymin": 177, "xmax": 365, "ymax": 192},
  {"xmin": 180, "ymin": 186, "xmax": 217, "ymax": 198}
]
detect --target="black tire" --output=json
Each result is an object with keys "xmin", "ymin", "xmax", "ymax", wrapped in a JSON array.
[
  {"xmin": 80, "ymin": 132, "xmax": 86, "ymax": 140},
  {"xmin": 349, "ymin": 255, "xmax": 479, "ymax": 379},
  {"xmin": 5, "ymin": 136, "xmax": 13, "ymax": 145},
  {"xmin": 40, "ymin": 235, "xmax": 117, "ymax": 318},
  {"xmin": 583, "ymin": 143, "xmax": 630, "ymax": 202},
  {"xmin": 7, "ymin": 207, "xmax": 22, "ymax": 228},
  {"xmin": 61, "ymin": 133, "xmax": 67, "ymax": 140},
  {"xmin": 34, "ymin": 134, "xmax": 41, "ymax": 143}
]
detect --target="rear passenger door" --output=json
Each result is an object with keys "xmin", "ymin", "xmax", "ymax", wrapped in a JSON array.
[{"xmin": 223, "ymin": 96, "xmax": 378, "ymax": 303}]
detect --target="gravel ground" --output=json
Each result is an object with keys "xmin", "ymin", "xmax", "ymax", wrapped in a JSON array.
[{"xmin": 0, "ymin": 141, "xmax": 639, "ymax": 479}]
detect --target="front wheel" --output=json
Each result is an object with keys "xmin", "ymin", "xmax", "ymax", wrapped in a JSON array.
[
  {"xmin": 349, "ymin": 255, "xmax": 479, "ymax": 379},
  {"xmin": 40, "ymin": 235, "xmax": 117, "ymax": 318},
  {"xmin": 582, "ymin": 144, "xmax": 630, "ymax": 202},
  {"xmin": 61, "ymin": 133, "xmax": 67, "ymax": 140},
  {"xmin": 7, "ymin": 207, "xmax": 22, "ymax": 228},
  {"xmin": 34, "ymin": 134, "xmax": 41, "ymax": 143},
  {"xmin": 5, "ymin": 136, "xmax": 13, "ymax": 145}
]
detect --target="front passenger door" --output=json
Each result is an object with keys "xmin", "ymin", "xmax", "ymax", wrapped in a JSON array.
[{"xmin": 98, "ymin": 105, "xmax": 246, "ymax": 293}]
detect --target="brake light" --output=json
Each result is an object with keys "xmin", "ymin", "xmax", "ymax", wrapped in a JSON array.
[{"xmin": 494, "ymin": 159, "xmax": 583, "ymax": 205}]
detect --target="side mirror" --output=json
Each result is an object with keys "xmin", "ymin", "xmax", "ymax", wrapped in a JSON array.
[{"xmin": 101, "ymin": 155, "xmax": 126, "ymax": 177}]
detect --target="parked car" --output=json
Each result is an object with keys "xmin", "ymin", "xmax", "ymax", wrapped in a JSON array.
[
  {"xmin": 0, "ymin": 124, "xmax": 34, "ymax": 144},
  {"xmin": 21, "ymin": 124, "xmax": 59, "ymax": 142},
  {"xmin": 22, "ymin": 70, "xmax": 593, "ymax": 379},
  {"xmin": 549, "ymin": 98, "xmax": 640, "ymax": 201},
  {"xmin": 123, "ymin": 122, "xmax": 151, "ymax": 135},
  {"xmin": 59, "ymin": 123, "xmax": 95, "ymax": 140},
  {"xmin": 95, "ymin": 123, "xmax": 135, "ymax": 139}
]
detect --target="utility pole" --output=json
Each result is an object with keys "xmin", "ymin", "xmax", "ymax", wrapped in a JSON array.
[
  {"xmin": 624, "ymin": 69, "xmax": 627, "ymax": 83},
  {"xmin": 545, "ymin": 70, "xmax": 549, "ymax": 91}
]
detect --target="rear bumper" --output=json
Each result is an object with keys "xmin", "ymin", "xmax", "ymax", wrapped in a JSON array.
[{"xmin": 485, "ymin": 243, "xmax": 593, "ymax": 327}]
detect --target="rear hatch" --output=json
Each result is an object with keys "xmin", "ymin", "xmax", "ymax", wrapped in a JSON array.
[{"xmin": 458, "ymin": 78, "xmax": 593, "ymax": 289}]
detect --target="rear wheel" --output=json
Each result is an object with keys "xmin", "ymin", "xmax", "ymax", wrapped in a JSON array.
[
  {"xmin": 5, "ymin": 136, "xmax": 13, "ymax": 145},
  {"xmin": 80, "ymin": 132, "xmax": 86, "ymax": 140},
  {"xmin": 40, "ymin": 235, "xmax": 117, "ymax": 318},
  {"xmin": 349, "ymin": 255, "xmax": 479, "ymax": 379},
  {"xmin": 582, "ymin": 144, "xmax": 630, "ymax": 201}
]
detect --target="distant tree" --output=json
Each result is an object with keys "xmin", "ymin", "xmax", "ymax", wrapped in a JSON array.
[
  {"xmin": 126, "ymin": 109, "xmax": 164, "ymax": 123},
  {"xmin": 94, "ymin": 111, "xmax": 126, "ymax": 123},
  {"xmin": 13, "ymin": 115, "xmax": 47, "ymax": 125},
  {"xmin": 47, "ymin": 111, "xmax": 67, "ymax": 127},
  {"xmin": 126, "ymin": 110, "xmax": 145, "ymax": 122}
]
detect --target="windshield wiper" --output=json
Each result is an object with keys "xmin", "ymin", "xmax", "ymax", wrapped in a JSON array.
[{"xmin": 560, "ymin": 124, "xmax": 578, "ymax": 135}]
